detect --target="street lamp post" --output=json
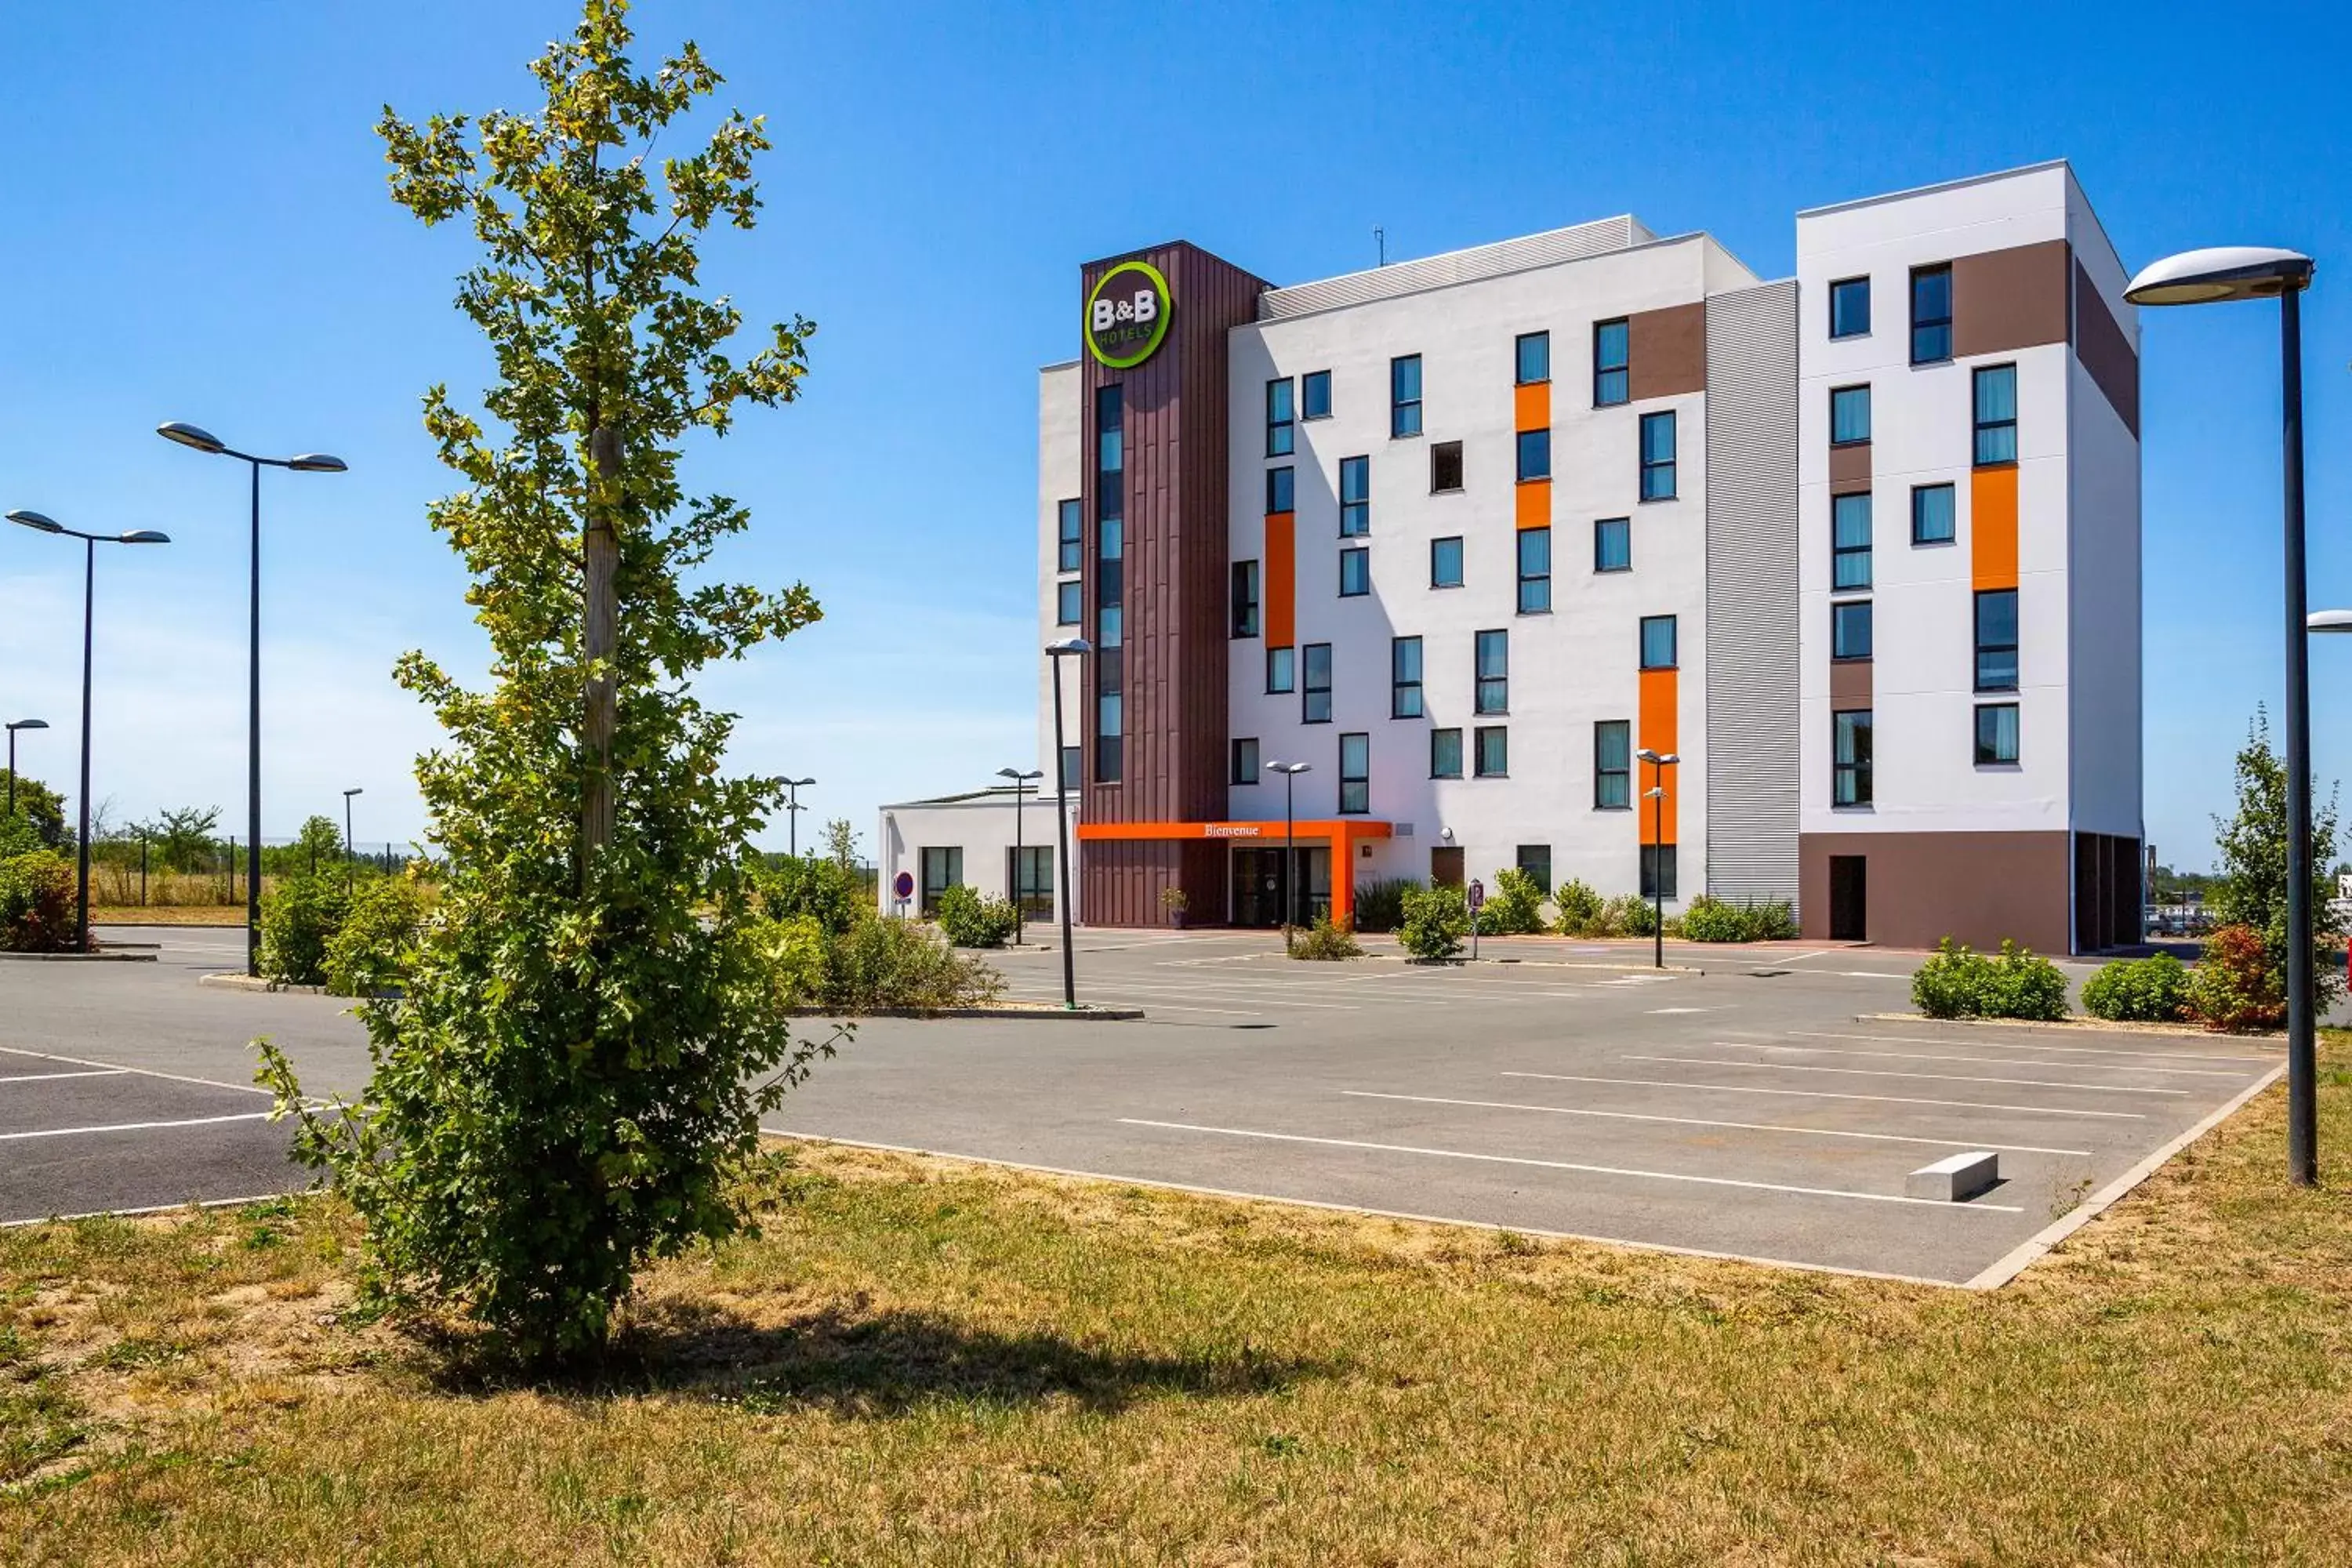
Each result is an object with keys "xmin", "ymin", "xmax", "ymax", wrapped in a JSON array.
[
  {"xmin": 2126, "ymin": 246, "xmax": 2318, "ymax": 1185},
  {"xmin": 6, "ymin": 511, "xmax": 171, "ymax": 952},
  {"xmin": 1636, "ymin": 747, "xmax": 1679, "ymax": 969},
  {"xmin": 158, "ymin": 423, "xmax": 347, "ymax": 977},
  {"xmin": 782, "ymin": 777, "xmax": 815, "ymax": 858},
  {"xmin": 1045, "ymin": 637, "xmax": 1091, "ymax": 1008},
  {"xmin": 1265, "ymin": 761, "xmax": 1312, "ymax": 931},
  {"xmin": 5, "ymin": 719, "xmax": 49, "ymax": 818},
  {"xmin": 996, "ymin": 767, "xmax": 1043, "ymax": 946},
  {"xmin": 342, "ymin": 788, "xmax": 363, "ymax": 891}
]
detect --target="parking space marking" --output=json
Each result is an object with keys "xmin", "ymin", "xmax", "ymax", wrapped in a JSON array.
[
  {"xmin": 1785, "ymin": 1029, "xmax": 2272, "ymax": 1065},
  {"xmin": 1004, "ymin": 990, "xmax": 1263, "ymax": 1017},
  {"xmin": 0, "ymin": 1044, "xmax": 278, "ymax": 1100},
  {"xmin": 0, "ymin": 1069, "xmax": 133, "ymax": 1085},
  {"xmin": 1117, "ymin": 1119, "xmax": 2026, "ymax": 1212},
  {"xmin": 0, "ymin": 1112, "xmax": 276, "ymax": 1142},
  {"xmin": 1622, "ymin": 1054, "xmax": 2191, "ymax": 1098},
  {"xmin": 1340, "ymin": 1091, "xmax": 2093, "ymax": 1156},
  {"xmin": 1717, "ymin": 1040, "xmax": 2250, "ymax": 1079},
  {"xmin": 1501, "ymin": 1069, "xmax": 2147, "ymax": 1120}
]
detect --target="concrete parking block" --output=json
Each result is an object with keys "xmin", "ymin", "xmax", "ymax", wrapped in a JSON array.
[{"xmin": 1905, "ymin": 1151, "xmax": 1999, "ymax": 1202}]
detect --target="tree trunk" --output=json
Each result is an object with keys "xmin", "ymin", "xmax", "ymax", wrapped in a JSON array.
[{"xmin": 582, "ymin": 423, "xmax": 620, "ymax": 877}]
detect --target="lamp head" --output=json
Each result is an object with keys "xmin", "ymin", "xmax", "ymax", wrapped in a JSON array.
[
  {"xmin": 1659, "ymin": 753, "xmax": 1680, "ymax": 766},
  {"xmin": 1046, "ymin": 636, "xmax": 1093, "ymax": 656},
  {"xmin": 2310, "ymin": 610, "xmax": 2352, "ymax": 635},
  {"xmin": 6, "ymin": 509, "xmax": 64, "ymax": 534},
  {"xmin": 785, "ymin": 776, "xmax": 815, "ymax": 788},
  {"xmin": 2125, "ymin": 246, "xmax": 2314, "ymax": 307},
  {"xmin": 288, "ymin": 453, "xmax": 348, "ymax": 474},
  {"xmin": 156, "ymin": 421, "xmax": 227, "ymax": 455},
  {"xmin": 343, "ymin": 787, "xmax": 364, "ymax": 797},
  {"xmin": 1636, "ymin": 747, "xmax": 1658, "ymax": 764},
  {"xmin": 119, "ymin": 530, "xmax": 171, "ymax": 545},
  {"xmin": 7, "ymin": 719, "xmax": 49, "ymax": 732}
]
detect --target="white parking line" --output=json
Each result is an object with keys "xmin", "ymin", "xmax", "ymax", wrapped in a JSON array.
[
  {"xmin": 1501, "ymin": 1069, "xmax": 2147, "ymax": 1120},
  {"xmin": 1004, "ymin": 990, "xmax": 1262, "ymax": 1017},
  {"xmin": 1622, "ymin": 1054, "xmax": 2191, "ymax": 1098},
  {"xmin": 1340, "ymin": 1091, "xmax": 2093, "ymax": 1156},
  {"xmin": 0, "ymin": 1069, "xmax": 133, "ymax": 1085},
  {"xmin": 0, "ymin": 1044, "xmax": 278, "ymax": 1099},
  {"xmin": 1714, "ymin": 1040, "xmax": 2251, "ymax": 1080},
  {"xmin": 1117, "ymin": 1118, "xmax": 2025, "ymax": 1212},
  {"xmin": 1784, "ymin": 1029, "xmax": 2271, "ymax": 1065},
  {"xmin": 0, "ymin": 1112, "xmax": 276, "ymax": 1142}
]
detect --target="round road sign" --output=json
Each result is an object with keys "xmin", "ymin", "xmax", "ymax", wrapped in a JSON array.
[{"xmin": 892, "ymin": 870, "xmax": 915, "ymax": 902}]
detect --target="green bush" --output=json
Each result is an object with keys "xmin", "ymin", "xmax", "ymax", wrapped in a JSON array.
[
  {"xmin": 1608, "ymin": 893, "xmax": 1659, "ymax": 938},
  {"xmin": 1912, "ymin": 937, "xmax": 2070, "ymax": 1021},
  {"xmin": 1476, "ymin": 868, "xmax": 1548, "ymax": 936},
  {"xmin": 1352, "ymin": 877, "xmax": 1419, "ymax": 935},
  {"xmin": 259, "ymin": 876, "xmax": 349, "ymax": 987},
  {"xmin": 935, "ymin": 883, "xmax": 1020, "ymax": 949},
  {"xmin": 2187, "ymin": 924, "xmax": 2284, "ymax": 1032},
  {"xmin": 754, "ymin": 853, "xmax": 862, "ymax": 935},
  {"xmin": 1679, "ymin": 895, "xmax": 1800, "ymax": 943},
  {"xmin": 1287, "ymin": 914, "xmax": 1363, "ymax": 960},
  {"xmin": 0, "ymin": 848, "xmax": 76, "ymax": 953},
  {"xmin": 760, "ymin": 913, "xmax": 829, "ymax": 1005},
  {"xmin": 1399, "ymin": 884, "xmax": 1470, "ymax": 960},
  {"xmin": 2082, "ymin": 953, "xmax": 2191, "ymax": 1023},
  {"xmin": 1552, "ymin": 878, "xmax": 1604, "ymax": 936},
  {"xmin": 324, "ymin": 873, "xmax": 434, "ymax": 997},
  {"xmin": 818, "ymin": 913, "xmax": 1007, "ymax": 1011}
]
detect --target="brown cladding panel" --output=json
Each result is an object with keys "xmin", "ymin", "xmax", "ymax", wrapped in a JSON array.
[
  {"xmin": 1952, "ymin": 239, "xmax": 2071, "ymax": 359},
  {"xmin": 1828, "ymin": 441, "xmax": 1872, "ymax": 489},
  {"xmin": 1799, "ymin": 830, "xmax": 2072, "ymax": 954},
  {"xmin": 1828, "ymin": 658, "xmax": 1872, "ymax": 708},
  {"xmin": 2072, "ymin": 259, "xmax": 2140, "ymax": 437},
  {"xmin": 1628, "ymin": 302, "xmax": 1707, "ymax": 401}
]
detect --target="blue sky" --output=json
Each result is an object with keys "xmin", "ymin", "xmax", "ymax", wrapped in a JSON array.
[{"xmin": 0, "ymin": 0, "xmax": 2344, "ymax": 869}]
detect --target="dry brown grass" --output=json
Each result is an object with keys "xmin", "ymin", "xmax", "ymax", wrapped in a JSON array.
[
  {"xmin": 3, "ymin": 1042, "xmax": 2350, "ymax": 1565},
  {"xmin": 87, "ymin": 906, "xmax": 249, "ymax": 927}
]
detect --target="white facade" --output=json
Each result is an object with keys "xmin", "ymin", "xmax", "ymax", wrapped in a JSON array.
[{"xmin": 876, "ymin": 787, "xmax": 1071, "ymax": 923}]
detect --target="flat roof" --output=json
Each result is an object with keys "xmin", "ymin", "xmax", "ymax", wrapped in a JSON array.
[{"xmin": 1797, "ymin": 159, "xmax": 2073, "ymax": 220}]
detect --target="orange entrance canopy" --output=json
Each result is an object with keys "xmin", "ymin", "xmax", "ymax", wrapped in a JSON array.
[{"xmin": 1074, "ymin": 819, "xmax": 1394, "ymax": 927}]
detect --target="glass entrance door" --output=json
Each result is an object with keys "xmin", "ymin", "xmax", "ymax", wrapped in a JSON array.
[{"xmin": 1231, "ymin": 846, "xmax": 1329, "ymax": 927}]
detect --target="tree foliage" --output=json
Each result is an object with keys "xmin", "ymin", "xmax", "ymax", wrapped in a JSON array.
[
  {"xmin": 132, "ymin": 805, "xmax": 224, "ymax": 873},
  {"xmin": 2209, "ymin": 706, "xmax": 2345, "ymax": 1014},
  {"xmin": 262, "ymin": 0, "xmax": 833, "ymax": 1364},
  {"xmin": 0, "ymin": 771, "xmax": 67, "ymax": 851}
]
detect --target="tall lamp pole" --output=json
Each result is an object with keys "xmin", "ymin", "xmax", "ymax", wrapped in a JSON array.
[
  {"xmin": 1045, "ymin": 638, "xmax": 1091, "ymax": 1007},
  {"xmin": 2126, "ymin": 246, "xmax": 2318, "ymax": 1185},
  {"xmin": 342, "ymin": 788, "xmax": 364, "ymax": 891},
  {"xmin": 6, "ymin": 719, "xmax": 49, "ymax": 818},
  {"xmin": 782, "ymin": 777, "xmax": 815, "ymax": 858},
  {"xmin": 997, "ymin": 766, "xmax": 1043, "ymax": 946},
  {"xmin": 158, "ymin": 423, "xmax": 347, "ymax": 977},
  {"xmin": 1636, "ymin": 747, "xmax": 1679, "ymax": 969},
  {"xmin": 1265, "ymin": 761, "xmax": 1312, "ymax": 930},
  {"xmin": 6, "ymin": 512, "xmax": 171, "ymax": 952}
]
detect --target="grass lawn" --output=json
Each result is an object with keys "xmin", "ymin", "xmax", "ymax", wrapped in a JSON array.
[
  {"xmin": 3, "ymin": 1041, "xmax": 2348, "ymax": 1564},
  {"xmin": 89, "ymin": 908, "xmax": 247, "ymax": 927}
]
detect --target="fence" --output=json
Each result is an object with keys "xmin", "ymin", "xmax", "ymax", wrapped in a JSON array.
[{"xmin": 85, "ymin": 837, "xmax": 423, "ymax": 909}]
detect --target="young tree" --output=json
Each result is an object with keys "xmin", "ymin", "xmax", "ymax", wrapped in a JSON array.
[
  {"xmin": 820, "ymin": 815, "xmax": 860, "ymax": 870},
  {"xmin": 295, "ymin": 814, "xmax": 346, "ymax": 868},
  {"xmin": 264, "ymin": 0, "xmax": 833, "ymax": 1363},
  {"xmin": 133, "ymin": 805, "xmax": 224, "ymax": 873},
  {"xmin": 2209, "ymin": 706, "xmax": 2345, "ymax": 1012},
  {"xmin": 0, "ymin": 771, "xmax": 68, "ymax": 851}
]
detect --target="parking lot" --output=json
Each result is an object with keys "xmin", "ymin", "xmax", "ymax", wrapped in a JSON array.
[{"xmin": 2, "ymin": 925, "xmax": 2285, "ymax": 1287}]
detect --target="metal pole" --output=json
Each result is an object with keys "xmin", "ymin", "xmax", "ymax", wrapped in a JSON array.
[
  {"xmin": 1011, "ymin": 780, "xmax": 1025, "ymax": 947},
  {"xmin": 140, "ymin": 837, "xmax": 147, "ymax": 906},
  {"xmin": 2281, "ymin": 285, "xmax": 2316, "ymax": 1186},
  {"xmin": 1051, "ymin": 655, "xmax": 1076, "ymax": 1008},
  {"xmin": 76, "ymin": 538, "xmax": 94, "ymax": 952},
  {"xmin": 344, "ymin": 793, "xmax": 355, "ymax": 892},
  {"xmin": 787, "ymin": 783, "xmax": 799, "ymax": 858},
  {"xmin": 5, "ymin": 728, "xmax": 15, "ymax": 816},
  {"xmin": 1284, "ymin": 770, "xmax": 1296, "ymax": 932},
  {"xmin": 1652, "ymin": 760, "xmax": 1665, "ymax": 970},
  {"xmin": 245, "ymin": 459, "xmax": 263, "ymax": 977}
]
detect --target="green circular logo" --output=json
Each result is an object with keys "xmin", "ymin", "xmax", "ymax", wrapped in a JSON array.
[{"xmin": 1086, "ymin": 260, "xmax": 1173, "ymax": 368}]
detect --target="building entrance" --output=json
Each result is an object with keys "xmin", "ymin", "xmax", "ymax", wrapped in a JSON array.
[{"xmin": 1231, "ymin": 846, "xmax": 1330, "ymax": 927}]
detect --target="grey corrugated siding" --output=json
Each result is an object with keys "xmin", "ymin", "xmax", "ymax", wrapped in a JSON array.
[
  {"xmin": 1703, "ymin": 281, "xmax": 1801, "ymax": 909},
  {"xmin": 1258, "ymin": 216, "xmax": 1653, "ymax": 321}
]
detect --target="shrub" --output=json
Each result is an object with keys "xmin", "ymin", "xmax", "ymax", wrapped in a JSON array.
[
  {"xmin": 1352, "ymin": 877, "xmax": 1419, "ymax": 935},
  {"xmin": 1984, "ymin": 940, "xmax": 2070, "ymax": 1021},
  {"xmin": 324, "ymin": 873, "xmax": 434, "ymax": 997},
  {"xmin": 0, "ymin": 848, "xmax": 76, "ymax": 953},
  {"xmin": 2082, "ymin": 953, "xmax": 2191, "ymax": 1023},
  {"xmin": 935, "ymin": 883, "xmax": 1020, "ymax": 949},
  {"xmin": 1912, "ymin": 937, "xmax": 2069, "ymax": 1021},
  {"xmin": 1399, "ymin": 884, "xmax": 1470, "ymax": 960},
  {"xmin": 1607, "ymin": 893, "xmax": 1659, "ymax": 938},
  {"xmin": 1287, "ymin": 914, "xmax": 1363, "ymax": 960},
  {"xmin": 1476, "ymin": 868, "xmax": 1548, "ymax": 936},
  {"xmin": 754, "ymin": 854, "xmax": 862, "ymax": 935},
  {"xmin": 2187, "ymin": 924, "xmax": 2284, "ymax": 1032},
  {"xmin": 1552, "ymin": 878, "xmax": 1604, "ymax": 936},
  {"xmin": 259, "ymin": 875, "xmax": 349, "ymax": 987},
  {"xmin": 1679, "ymin": 895, "xmax": 1801, "ymax": 943},
  {"xmin": 819, "ymin": 913, "xmax": 1006, "ymax": 1011},
  {"xmin": 759, "ymin": 913, "xmax": 829, "ymax": 1005}
]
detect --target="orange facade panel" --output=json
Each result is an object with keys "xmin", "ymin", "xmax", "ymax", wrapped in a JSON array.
[
  {"xmin": 1638, "ymin": 667, "xmax": 1679, "ymax": 846},
  {"xmin": 1971, "ymin": 466, "xmax": 2019, "ymax": 591},
  {"xmin": 1515, "ymin": 479, "xmax": 1552, "ymax": 530},
  {"xmin": 1263, "ymin": 510, "xmax": 1295, "ymax": 648},
  {"xmin": 1513, "ymin": 380, "xmax": 1550, "ymax": 433}
]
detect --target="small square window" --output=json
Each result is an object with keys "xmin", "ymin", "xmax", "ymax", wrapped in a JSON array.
[
  {"xmin": 1973, "ymin": 365, "xmax": 2018, "ymax": 466},
  {"xmin": 1431, "ymin": 536, "xmax": 1464, "ymax": 589},
  {"xmin": 1430, "ymin": 728, "xmax": 1463, "ymax": 779},
  {"xmin": 1830, "ymin": 277, "xmax": 1871, "ymax": 339},
  {"xmin": 1515, "ymin": 844, "xmax": 1552, "ymax": 895},
  {"xmin": 1639, "ymin": 614, "xmax": 1677, "ymax": 670},
  {"xmin": 1339, "ymin": 546, "xmax": 1370, "ymax": 597},
  {"xmin": 1516, "ymin": 427, "xmax": 1552, "ymax": 484},
  {"xmin": 1976, "ymin": 702, "xmax": 2020, "ymax": 765},
  {"xmin": 1830, "ymin": 385, "xmax": 1871, "ymax": 445},
  {"xmin": 1832, "ymin": 600, "xmax": 1873, "ymax": 661},
  {"xmin": 1265, "ymin": 466, "xmax": 1294, "ymax": 514},
  {"xmin": 1474, "ymin": 725, "xmax": 1509, "ymax": 778},
  {"xmin": 1301, "ymin": 369, "xmax": 1332, "ymax": 420},
  {"xmin": 1515, "ymin": 331, "xmax": 1550, "ymax": 386},
  {"xmin": 1231, "ymin": 737, "xmax": 1260, "ymax": 785},
  {"xmin": 1056, "ymin": 579, "xmax": 1082, "ymax": 625},
  {"xmin": 1594, "ymin": 517, "xmax": 1631, "ymax": 573},
  {"xmin": 1430, "ymin": 440, "xmax": 1464, "ymax": 493},
  {"xmin": 1266, "ymin": 645, "xmax": 1295, "ymax": 694},
  {"xmin": 1639, "ymin": 845, "xmax": 1678, "ymax": 900},
  {"xmin": 1911, "ymin": 483, "xmax": 1956, "ymax": 546}
]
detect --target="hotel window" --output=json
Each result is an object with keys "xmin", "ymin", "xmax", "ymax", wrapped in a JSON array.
[
  {"xmin": 1430, "ymin": 727, "xmax": 1463, "ymax": 779},
  {"xmin": 1266, "ymin": 377, "xmax": 1295, "ymax": 458},
  {"xmin": 918, "ymin": 846, "xmax": 963, "ymax": 919},
  {"xmin": 1340, "ymin": 546, "xmax": 1371, "ymax": 597},
  {"xmin": 1517, "ymin": 527, "xmax": 1552, "ymax": 614},
  {"xmin": 1594, "ymin": 318, "xmax": 1630, "ymax": 406},
  {"xmin": 1829, "ymin": 276, "xmax": 1871, "ymax": 339},
  {"xmin": 1832, "ymin": 492, "xmax": 1872, "ymax": 591},
  {"xmin": 1302, "ymin": 642, "xmax": 1334, "ymax": 723},
  {"xmin": 1594, "ymin": 516, "xmax": 1631, "ymax": 572},
  {"xmin": 1231, "ymin": 736, "xmax": 1260, "ymax": 785},
  {"xmin": 1339, "ymin": 732, "xmax": 1370, "ymax": 815},
  {"xmin": 1267, "ymin": 645, "xmax": 1295, "ymax": 693},
  {"xmin": 1516, "ymin": 426, "xmax": 1552, "ymax": 484},
  {"xmin": 1976, "ymin": 702, "xmax": 2020, "ymax": 765},
  {"xmin": 1302, "ymin": 368, "xmax": 1332, "ymax": 420},
  {"xmin": 1265, "ymin": 464, "xmax": 1294, "ymax": 514},
  {"xmin": 1975, "ymin": 588, "xmax": 2019, "ymax": 691},
  {"xmin": 1340, "ymin": 455, "xmax": 1370, "ymax": 536},
  {"xmin": 1831, "ymin": 600, "xmax": 1872, "ymax": 661},
  {"xmin": 1390, "ymin": 354, "xmax": 1423, "ymax": 437},
  {"xmin": 1594, "ymin": 720, "xmax": 1632, "ymax": 809},
  {"xmin": 1431, "ymin": 440, "xmax": 1464, "ymax": 493},
  {"xmin": 1431, "ymin": 535, "xmax": 1465, "ymax": 588},
  {"xmin": 1060, "ymin": 746, "xmax": 1080, "ymax": 792},
  {"xmin": 1911, "ymin": 482, "xmax": 1956, "ymax": 545},
  {"xmin": 1640, "ymin": 846, "xmax": 1678, "ymax": 900},
  {"xmin": 1639, "ymin": 614, "xmax": 1678, "ymax": 670},
  {"xmin": 1391, "ymin": 635, "xmax": 1424, "ymax": 718},
  {"xmin": 1011, "ymin": 846, "xmax": 1054, "ymax": 920},
  {"xmin": 1230, "ymin": 559, "xmax": 1259, "ymax": 637},
  {"xmin": 1831, "ymin": 385, "xmax": 1871, "ymax": 445},
  {"xmin": 1911, "ymin": 263, "xmax": 1953, "ymax": 365},
  {"xmin": 1639, "ymin": 411, "xmax": 1676, "ymax": 500},
  {"xmin": 1475, "ymin": 629, "xmax": 1509, "ymax": 713},
  {"xmin": 1973, "ymin": 364, "xmax": 2018, "ymax": 466},
  {"xmin": 1474, "ymin": 725, "xmax": 1509, "ymax": 778},
  {"xmin": 1057, "ymin": 497, "xmax": 1082, "ymax": 572},
  {"xmin": 1833, "ymin": 710, "xmax": 1872, "ymax": 807},
  {"xmin": 1515, "ymin": 330, "xmax": 1550, "ymax": 385},
  {"xmin": 1094, "ymin": 384, "xmax": 1124, "ymax": 782},
  {"xmin": 1515, "ymin": 844, "xmax": 1552, "ymax": 895},
  {"xmin": 1056, "ymin": 579, "xmax": 1082, "ymax": 625}
]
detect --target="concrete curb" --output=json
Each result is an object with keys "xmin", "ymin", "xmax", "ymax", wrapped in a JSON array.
[
  {"xmin": 0, "ymin": 949, "xmax": 157, "ymax": 963},
  {"xmin": 198, "ymin": 974, "xmax": 346, "ymax": 996},
  {"xmin": 1856, "ymin": 1011, "xmax": 2281, "ymax": 1042},
  {"xmin": 785, "ymin": 1004, "xmax": 1145, "ymax": 1021},
  {"xmin": 1356, "ymin": 953, "xmax": 1703, "ymax": 975}
]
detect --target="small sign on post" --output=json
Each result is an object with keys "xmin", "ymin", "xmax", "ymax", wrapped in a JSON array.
[
  {"xmin": 1467, "ymin": 878, "xmax": 1484, "ymax": 962},
  {"xmin": 891, "ymin": 869, "xmax": 915, "ymax": 917}
]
